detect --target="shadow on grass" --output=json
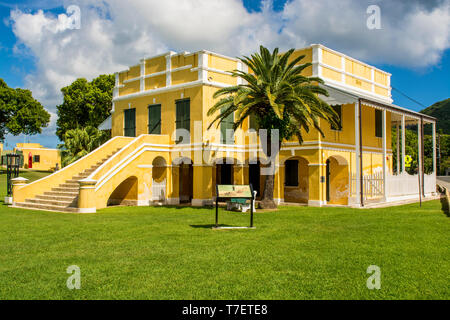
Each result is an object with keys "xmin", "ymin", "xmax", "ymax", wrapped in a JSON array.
[
  {"xmin": 440, "ymin": 196, "xmax": 449, "ymax": 217},
  {"xmin": 437, "ymin": 185, "xmax": 450, "ymax": 218},
  {"xmin": 159, "ymin": 205, "xmax": 215, "ymax": 211},
  {"xmin": 190, "ymin": 224, "xmax": 232, "ymax": 229}
]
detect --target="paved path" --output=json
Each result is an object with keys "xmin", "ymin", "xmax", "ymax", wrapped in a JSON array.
[{"xmin": 437, "ymin": 176, "xmax": 450, "ymax": 190}]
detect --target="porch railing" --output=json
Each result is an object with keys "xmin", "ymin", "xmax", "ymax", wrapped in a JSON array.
[{"xmin": 350, "ymin": 172, "xmax": 384, "ymax": 201}]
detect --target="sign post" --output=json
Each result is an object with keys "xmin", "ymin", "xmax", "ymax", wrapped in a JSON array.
[
  {"xmin": 5, "ymin": 154, "xmax": 20, "ymax": 204},
  {"xmin": 214, "ymin": 184, "xmax": 255, "ymax": 230}
]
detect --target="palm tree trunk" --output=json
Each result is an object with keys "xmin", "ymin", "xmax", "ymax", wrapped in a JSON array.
[{"xmin": 260, "ymin": 134, "xmax": 280, "ymax": 209}]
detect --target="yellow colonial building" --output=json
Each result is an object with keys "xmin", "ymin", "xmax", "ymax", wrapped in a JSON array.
[
  {"xmin": 14, "ymin": 143, "xmax": 61, "ymax": 171},
  {"xmin": 11, "ymin": 44, "xmax": 437, "ymax": 213}
]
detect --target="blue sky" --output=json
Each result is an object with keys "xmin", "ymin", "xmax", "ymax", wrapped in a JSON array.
[{"xmin": 1, "ymin": 0, "xmax": 449, "ymax": 149}]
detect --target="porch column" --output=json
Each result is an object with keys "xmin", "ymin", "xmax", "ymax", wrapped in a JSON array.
[
  {"xmin": 396, "ymin": 122, "xmax": 400, "ymax": 174},
  {"xmin": 401, "ymin": 115, "xmax": 406, "ymax": 173},
  {"xmin": 432, "ymin": 121, "xmax": 437, "ymax": 175},
  {"xmin": 418, "ymin": 119, "xmax": 423, "ymax": 192},
  {"xmin": 382, "ymin": 109, "xmax": 387, "ymax": 201},
  {"xmin": 354, "ymin": 102, "xmax": 361, "ymax": 206}
]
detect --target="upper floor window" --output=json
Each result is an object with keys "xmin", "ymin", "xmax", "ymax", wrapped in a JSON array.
[
  {"xmin": 221, "ymin": 109, "xmax": 234, "ymax": 144},
  {"xmin": 148, "ymin": 104, "xmax": 161, "ymax": 135},
  {"xmin": 175, "ymin": 99, "xmax": 190, "ymax": 144},
  {"xmin": 124, "ymin": 108, "xmax": 136, "ymax": 137},
  {"xmin": 249, "ymin": 114, "xmax": 258, "ymax": 131},
  {"xmin": 331, "ymin": 105, "xmax": 342, "ymax": 131},
  {"xmin": 375, "ymin": 109, "xmax": 382, "ymax": 138}
]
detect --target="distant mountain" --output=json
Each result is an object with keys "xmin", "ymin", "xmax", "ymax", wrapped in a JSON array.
[{"xmin": 421, "ymin": 98, "xmax": 450, "ymax": 134}]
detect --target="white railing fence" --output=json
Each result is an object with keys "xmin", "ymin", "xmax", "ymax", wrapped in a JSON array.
[
  {"xmin": 351, "ymin": 172, "xmax": 436, "ymax": 202},
  {"xmin": 386, "ymin": 173, "xmax": 419, "ymax": 198},
  {"xmin": 350, "ymin": 172, "xmax": 384, "ymax": 201},
  {"xmin": 424, "ymin": 173, "xmax": 437, "ymax": 195}
]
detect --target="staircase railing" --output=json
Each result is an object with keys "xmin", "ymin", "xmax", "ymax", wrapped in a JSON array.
[{"xmin": 12, "ymin": 136, "xmax": 132, "ymax": 203}]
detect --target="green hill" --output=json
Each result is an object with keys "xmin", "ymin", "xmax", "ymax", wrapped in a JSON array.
[{"xmin": 421, "ymin": 98, "xmax": 450, "ymax": 134}]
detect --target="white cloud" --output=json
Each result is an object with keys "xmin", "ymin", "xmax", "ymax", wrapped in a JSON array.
[{"xmin": 7, "ymin": 0, "xmax": 450, "ymax": 142}]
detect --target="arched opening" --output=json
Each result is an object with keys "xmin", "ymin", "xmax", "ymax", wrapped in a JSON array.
[
  {"xmin": 284, "ymin": 156, "xmax": 309, "ymax": 203},
  {"xmin": 107, "ymin": 176, "xmax": 138, "ymax": 206},
  {"xmin": 215, "ymin": 158, "xmax": 235, "ymax": 186},
  {"xmin": 152, "ymin": 157, "xmax": 167, "ymax": 202},
  {"xmin": 326, "ymin": 156, "xmax": 349, "ymax": 205},
  {"xmin": 174, "ymin": 158, "xmax": 193, "ymax": 204}
]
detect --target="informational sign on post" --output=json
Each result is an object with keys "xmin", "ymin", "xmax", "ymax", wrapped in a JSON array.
[{"xmin": 215, "ymin": 185, "xmax": 255, "ymax": 230}]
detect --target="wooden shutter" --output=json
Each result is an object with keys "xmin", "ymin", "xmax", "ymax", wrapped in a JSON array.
[
  {"xmin": 220, "ymin": 109, "xmax": 234, "ymax": 144},
  {"xmin": 124, "ymin": 108, "xmax": 136, "ymax": 137},
  {"xmin": 249, "ymin": 114, "xmax": 258, "ymax": 131},
  {"xmin": 176, "ymin": 100, "xmax": 190, "ymax": 143},
  {"xmin": 331, "ymin": 105, "xmax": 342, "ymax": 131},
  {"xmin": 375, "ymin": 109, "xmax": 382, "ymax": 138},
  {"xmin": 148, "ymin": 104, "xmax": 161, "ymax": 134}
]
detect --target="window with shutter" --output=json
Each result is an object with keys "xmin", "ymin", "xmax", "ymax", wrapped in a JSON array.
[
  {"xmin": 220, "ymin": 109, "xmax": 234, "ymax": 144},
  {"xmin": 175, "ymin": 99, "xmax": 190, "ymax": 144},
  {"xmin": 249, "ymin": 114, "xmax": 258, "ymax": 131},
  {"xmin": 375, "ymin": 109, "xmax": 382, "ymax": 138},
  {"xmin": 331, "ymin": 105, "xmax": 342, "ymax": 131},
  {"xmin": 124, "ymin": 108, "xmax": 136, "ymax": 137},
  {"xmin": 148, "ymin": 104, "xmax": 161, "ymax": 134}
]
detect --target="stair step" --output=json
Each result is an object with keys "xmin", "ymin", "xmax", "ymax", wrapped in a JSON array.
[
  {"xmin": 59, "ymin": 183, "xmax": 79, "ymax": 188},
  {"xmin": 72, "ymin": 174, "xmax": 89, "ymax": 180},
  {"xmin": 36, "ymin": 194, "xmax": 78, "ymax": 202},
  {"xmin": 44, "ymin": 191, "xmax": 79, "ymax": 197},
  {"xmin": 26, "ymin": 198, "xmax": 76, "ymax": 207},
  {"xmin": 52, "ymin": 187, "xmax": 79, "ymax": 192},
  {"xmin": 65, "ymin": 180, "xmax": 81, "ymax": 184},
  {"xmin": 12, "ymin": 202, "xmax": 79, "ymax": 213}
]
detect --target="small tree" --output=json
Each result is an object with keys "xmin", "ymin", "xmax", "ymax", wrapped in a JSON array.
[
  {"xmin": 208, "ymin": 46, "xmax": 338, "ymax": 208},
  {"xmin": 59, "ymin": 126, "xmax": 109, "ymax": 167},
  {"xmin": 56, "ymin": 74, "xmax": 115, "ymax": 141},
  {"xmin": 0, "ymin": 79, "xmax": 50, "ymax": 141}
]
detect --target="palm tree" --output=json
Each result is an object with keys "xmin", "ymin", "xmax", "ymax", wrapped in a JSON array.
[
  {"xmin": 59, "ymin": 126, "xmax": 110, "ymax": 167},
  {"xmin": 207, "ymin": 46, "xmax": 339, "ymax": 209}
]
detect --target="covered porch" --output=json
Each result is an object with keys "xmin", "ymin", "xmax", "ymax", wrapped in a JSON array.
[{"xmin": 321, "ymin": 85, "xmax": 438, "ymax": 207}]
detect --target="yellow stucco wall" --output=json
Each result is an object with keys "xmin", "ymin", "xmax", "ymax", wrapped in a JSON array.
[{"xmin": 319, "ymin": 46, "xmax": 391, "ymax": 100}]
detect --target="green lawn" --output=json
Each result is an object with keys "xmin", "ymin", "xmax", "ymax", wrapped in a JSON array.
[{"xmin": 0, "ymin": 171, "xmax": 449, "ymax": 299}]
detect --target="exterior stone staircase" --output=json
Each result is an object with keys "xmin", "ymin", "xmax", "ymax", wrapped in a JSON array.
[{"xmin": 13, "ymin": 151, "xmax": 119, "ymax": 213}]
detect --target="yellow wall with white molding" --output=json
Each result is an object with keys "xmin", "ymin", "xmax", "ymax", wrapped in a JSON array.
[{"xmin": 12, "ymin": 45, "xmax": 402, "ymax": 211}]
